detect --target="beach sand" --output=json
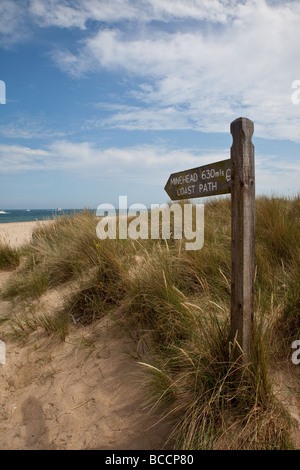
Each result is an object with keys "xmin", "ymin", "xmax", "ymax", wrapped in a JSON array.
[{"xmin": 0, "ymin": 221, "xmax": 51, "ymax": 248}]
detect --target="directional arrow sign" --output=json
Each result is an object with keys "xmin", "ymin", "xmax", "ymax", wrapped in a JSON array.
[{"xmin": 164, "ymin": 158, "xmax": 231, "ymax": 200}]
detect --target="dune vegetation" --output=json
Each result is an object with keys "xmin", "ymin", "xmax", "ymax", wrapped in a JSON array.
[{"xmin": 0, "ymin": 195, "xmax": 299, "ymax": 449}]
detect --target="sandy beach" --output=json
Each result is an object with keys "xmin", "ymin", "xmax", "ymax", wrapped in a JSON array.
[
  {"xmin": 0, "ymin": 218, "xmax": 172, "ymax": 450},
  {"xmin": 0, "ymin": 221, "xmax": 51, "ymax": 248}
]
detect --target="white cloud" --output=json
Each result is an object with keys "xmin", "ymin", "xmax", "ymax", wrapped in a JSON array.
[
  {"xmin": 29, "ymin": 0, "xmax": 85, "ymax": 29},
  {"xmin": 91, "ymin": 103, "xmax": 193, "ymax": 130},
  {"xmin": 1, "ymin": 139, "xmax": 299, "ymax": 196},
  {"xmin": 46, "ymin": 140, "xmax": 225, "ymax": 177},
  {"xmin": 51, "ymin": 0, "xmax": 300, "ymax": 142},
  {"xmin": 1, "ymin": 1, "xmax": 300, "ymax": 142},
  {"xmin": 0, "ymin": 115, "xmax": 68, "ymax": 139},
  {"xmin": 0, "ymin": 0, "xmax": 30, "ymax": 47},
  {"xmin": 255, "ymin": 153, "xmax": 300, "ymax": 196},
  {"xmin": 28, "ymin": 0, "xmax": 240, "ymax": 28},
  {"xmin": 0, "ymin": 140, "xmax": 227, "ymax": 178},
  {"xmin": 0, "ymin": 144, "xmax": 49, "ymax": 172}
]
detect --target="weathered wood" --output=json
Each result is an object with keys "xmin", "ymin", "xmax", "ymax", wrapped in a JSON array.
[{"xmin": 230, "ymin": 117, "xmax": 255, "ymax": 360}]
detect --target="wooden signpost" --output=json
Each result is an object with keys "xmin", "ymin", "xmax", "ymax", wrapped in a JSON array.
[
  {"xmin": 164, "ymin": 158, "xmax": 231, "ymax": 200},
  {"xmin": 164, "ymin": 117, "xmax": 255, "ymax": 359}
]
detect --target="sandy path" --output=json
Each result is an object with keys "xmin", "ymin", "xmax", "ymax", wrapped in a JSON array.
[
  {"xmin": 0, "ymin": 315, "xmax": 173, "ymax": 450},
  {"xmin": 0, "ymin": 278, "xmax": 173, "ymax": 450},
  {"xmin": 0, "ymin": 222, "xmax": 173, "ymax": 450}
]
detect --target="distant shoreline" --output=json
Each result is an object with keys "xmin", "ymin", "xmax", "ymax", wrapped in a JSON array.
[{"xmin": 0, "ymin": 209, "xmax": 95, "ymax": 224}]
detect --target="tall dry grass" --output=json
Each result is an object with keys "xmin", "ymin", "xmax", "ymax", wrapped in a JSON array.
[
  {"xmin": 0, "ymin": 241, "xmax": 21, "ymax": 270},
  {"xmin": 0, "ymin": 196, "xmax": 299, "ymax": 449}
]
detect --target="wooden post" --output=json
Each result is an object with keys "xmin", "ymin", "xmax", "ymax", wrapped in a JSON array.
[{"xmin": 230, "ymin": 117, "xmax": 255, "ymax": 360}]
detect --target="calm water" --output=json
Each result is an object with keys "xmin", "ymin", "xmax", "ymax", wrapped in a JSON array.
[{"xmin": 0, "ymin": 209, "xmax": 95, "ymax": 224}]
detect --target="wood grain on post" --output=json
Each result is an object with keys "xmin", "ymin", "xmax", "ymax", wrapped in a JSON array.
[{"xmin": 230, "ymin": 117, "xmax": 255, "ymax": 360}]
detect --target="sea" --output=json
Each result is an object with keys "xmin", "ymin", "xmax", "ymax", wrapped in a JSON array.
[{"xmin": 0, "ymin": 209, "xmax": 95, "ymax": 224}]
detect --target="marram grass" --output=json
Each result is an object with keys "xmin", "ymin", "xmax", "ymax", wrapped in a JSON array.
[{"xmin": 0, "ymin": 196, "xmax": 299, "ymax": 449}]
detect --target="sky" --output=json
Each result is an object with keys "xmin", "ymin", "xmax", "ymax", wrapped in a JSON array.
[{"xmin": 0, "ymin": 0, "xmax": 300, "ymax": 210}]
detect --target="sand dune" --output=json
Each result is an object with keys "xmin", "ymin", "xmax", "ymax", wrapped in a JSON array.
[{"xmin": 0, "ymin": 222, "xmax": 173, "ymax": 450}]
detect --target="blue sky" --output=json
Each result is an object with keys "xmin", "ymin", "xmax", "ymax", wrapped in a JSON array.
[{"xmin": 0, "ymin": 0, "xmax": 300, "ymax": 209}]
